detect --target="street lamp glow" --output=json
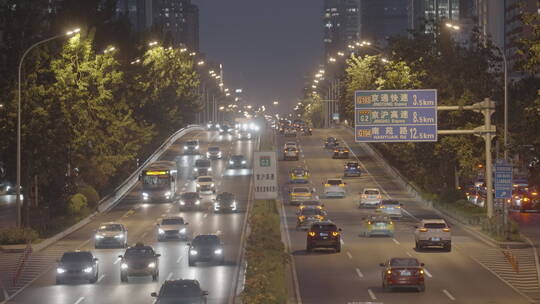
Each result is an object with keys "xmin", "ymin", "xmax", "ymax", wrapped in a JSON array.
[
  {"xmin": 148, "ymin": 41, "xmax": 158, "ymax": 47},
  {"xmin": 103, "ymin": 46, "xmax": 116, "ymax": 54},
  {"xmin": 189, "ymin": 52, "xmax": 196, "ymax": 56},
  {"xmin": 180, "ymin": 48, "xmax": 187, "ymax": 53},
  {"xmin": 314, "ymin": 79, "xmax": 319, "ymax": 83},
  {"xmin": 130, "ymin": 59, "xmax": 141, "ymax": 65},
  {"xmin": 197, "ymin": 60, "xmax": 205, "ymax": 66},
  {"xmin": 235, "ymin": 89, "xmax": 243, "ymax": 93},
  {"xmin": 66, "ymin": 28, "xmax": 80, "ymax": 36},
  {"xmin": 319, "ymin": 70, "xmax": 325, "ymax": 74},
  {"xmin": 312, "ymin": 85, "xmax": 317, "ymax": 89},
  {"xmin": 273, "ymin": 101, "xmax": 279, "ymax": 105},
  {"xmin": 226, "ymin": 93, "xmax": 231, "ymax": 96},
  {"xmin": 247, "ymin": 105, "xmax": 252, "ymax": 109},
  {"xmin": 381, "ymin": 58, "xmax": 389, "ymax": 63},
  {"xmin": 215, "ymin": 75, "xmax": 221, "ymax": 79},
  {"xmin": 328, "ymin": 57, "xmax": 336, "ymax": 63},
  {"xmin": 337, "ymin": 52, "xmax": 345, "ymax": 57},
  {"xmin": 224, "ymin": 88, "xmax": 229, "ymax": 92},
  {"xmin": 219, "ymin": 106, "xmax": 225, "ymax": 110}
]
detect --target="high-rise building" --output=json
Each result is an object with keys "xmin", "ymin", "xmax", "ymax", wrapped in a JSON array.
[
  {"xmin": 116, "ymin": 0, "xmax": 153, "ymax": 33},
  {"xmin": 323, "ymin": 0, "xmax": 361, "ymax": 59},
  {"xmin": 408, "ymin": 0, "xmax": 464, "ymax": 32},
  {"xmin": 359, "ymin": 0, "xmax": 409, "ymax": 45},
  {"xmin": 153, "ymin": 0, "xmax": 199, "ymax": 51}
]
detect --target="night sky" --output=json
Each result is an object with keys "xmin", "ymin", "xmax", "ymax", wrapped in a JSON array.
[{"xmin": 193, "ymin": 0, "xmax": 324, "ymax": 111}]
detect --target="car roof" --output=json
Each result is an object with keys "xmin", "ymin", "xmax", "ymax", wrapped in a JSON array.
[
  {"xmin": 381, "ymin": 200, "xmax": 399, "ymax": 204},
  {"xmin": 197, "ymin": 176, "xmax": 213, "ymax": 180},
  {"xmin": 327, "ymin": 178, "xmax": 343, "ymax": 181},
  {"xmin": 100, "ymin": 221, "xmax": 123, "ymax": 226},
  {"xmin": 421, "ymin": 219, "xmax": 446, "ymax": 224},
  {"xmin": 161, "ymin": 216, "xmax": 184, "ymax": 221},
  {"xmin": 367, "ymin": 215, "xmax": 391, "ymax": 221},
  {"xmin": 363, "ymin": 188, "xmax": 380, "ymax": 191}
]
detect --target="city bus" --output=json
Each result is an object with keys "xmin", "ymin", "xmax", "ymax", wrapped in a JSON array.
[{"xmin": 140, "ymin": 161, "xmax": 178, "ymax": 203}]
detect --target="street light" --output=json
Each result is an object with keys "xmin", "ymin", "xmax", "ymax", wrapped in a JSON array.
[
  {"xmin": 148, "ymin": 41, "xmax": 158, "ymax": 47},
  {"xmin": 103, "ymin": 46, "xmax": 116, "ymax": 54},
  {"xmin": 197, "ymin": 60, "xmax": 205, "ymax": 66},
  {"xmin": 16, "ymin": 27, "xmax": 80, "ymax": 227},
  {"xmin": 273, "ymin": 101, "xmax": 279, "ymax": 105},
  {"xmin": 328, "ymin": 57, "xmax": 336, "ymax": 63},
  {"xmin": 445, "ymin": 22, "xmax": 508, "ymax": 160}
]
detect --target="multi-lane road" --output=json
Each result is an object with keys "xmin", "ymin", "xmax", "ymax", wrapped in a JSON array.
[
  {"xmin": 277, "ymin": 128, "xmax": 538, "ymax": 304},
  {"xmin": 3, "ymin": 129, "xmax": 255, "ymax": 304}
]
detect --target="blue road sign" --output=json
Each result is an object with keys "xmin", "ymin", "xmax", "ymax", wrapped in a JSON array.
[
  {"xmin": 494, "ymin": 160, "xmax": 513, "ymax": 199},
  {"xmin": 354, "ymin": 90, "xmax": 437, "ymax": 142}
]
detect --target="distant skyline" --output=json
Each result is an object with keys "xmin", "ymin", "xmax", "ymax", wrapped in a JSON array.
[{"xmin": 193, "ymin": 0, "xmax": 324, "ymax": 110}]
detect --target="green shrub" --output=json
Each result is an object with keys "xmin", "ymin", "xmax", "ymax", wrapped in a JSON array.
[
  {"xmin": 78, "ymin": 185, "xmax": 100, "ymax": 208},
  {"xmin": 0, "ymin": 227, "xmax": 39, "ymax": 245},
  {"xmin": 68, "ymin": 193, "xmax": 88, "ymax": 215}
]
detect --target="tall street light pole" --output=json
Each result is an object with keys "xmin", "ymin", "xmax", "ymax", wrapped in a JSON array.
[{"xmin": 16, "ymin": 28, "xmax": 80, "ymax": 227}]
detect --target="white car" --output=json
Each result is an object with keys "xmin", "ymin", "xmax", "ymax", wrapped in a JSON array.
[
  {"xmin": 94, "ymin": 222, "xmax": 127, "ymax": 248},
  {"xmin": 193, "ymin": 159, "xmax": 212, "ymax": 178},
  {"xmin": 289, "ymin": 187, "xmax": 316, "ymax": 205},
  {"xmin": 156, "ymin": 216, "xmax": 189, "ymax": 241},
  {"xmin": 414, "ymin": 219, "xmax": 452, "ymax": 251},
  {"xmin": 323, "ymin": 178, "xmax": 346, "ymax": 198},
  {"xmin": 196, "ymin": 176, "xmax": 216, "ymax": 194},
  {"xmin": 377, "ymin": 199, "xmax": 403, "ymax": 218},
  {"xmin": 359, "ymin": 188, "xmax": 382, "ymax": 208},
  {"xmin": 284, "ymin": 141, "xmax": 298, "ymax": 150}
]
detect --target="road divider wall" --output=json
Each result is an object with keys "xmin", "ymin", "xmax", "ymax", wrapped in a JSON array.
[
  {"xmin": 241, "ymin": 199, "xmax": 288, "ymax": 304},
  {"xmin": 2, "ymin": 125, "xmax": 203, "ymax": 253}
]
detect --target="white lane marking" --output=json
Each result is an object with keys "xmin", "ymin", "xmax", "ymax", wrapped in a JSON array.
[
  {"xmin": 74, "ymin": 297, "xmax": 85, "ymax": 304},
  {"xmin": 340, "ymin": 238, "xmax": 344, "ymax": 245},
  {"xmin": 406, "ymin": 252, "xmax": 413, "ymax": 257},
  {"xmin": 176, "ymin": 256, "xmax": 183, "ymax": 263},
  {"xmin": 203, "ymin": 213, "xmax": 208, "ymax": 218},
  {"xmin": 355, "ymin": 268, "xmax": 364, "ymax": 278},
  {"xmin": 443, "ymin": 289, "xmax": 456, "ymax": 301},
  {"xmin": 141, "ymin": 232, "xmax": 148, "ymax": 238},
  {"xmin": 424, "ymin": 268, "xmax": 433, "ymax": 278},
  {"xmin": 184, "ymin": 182, "xmax": 189, "ymax": 186},
  {"xmin": 346, "ymin": 251, "xmax": 352, "ymax": 259},
  {"xmin": 97, "ymin": 274, "xmax": 105, "ymax": 283},
  {"xmin": 166, "ymin": 272, "xmax": 173, "ymax": 280},
  {"xmin": 216, "ymin": 230, "xmax": 222, "ymax": 235},
  {"xmin": 392, "ymin": 238, "xmax": 400, "ymax": 245},
  {"xmin": 182, "ymin": 187, "xmax": 186, "ymax": 191},
  {"xmin": 113, "ymin": 257, "xmax": 121, "ymax": 265},
  {"xmin": 77, "ymin": 239, "xmax": 91, "ymax": 250},
  {"xmin": 367, "ymin": 289, "xmax": 376, "ymax": 300}
]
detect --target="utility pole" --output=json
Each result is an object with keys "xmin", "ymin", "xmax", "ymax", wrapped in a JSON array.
[{"xmin": 438, "ymin": 98, "xmax": 496, "ymax": 217}]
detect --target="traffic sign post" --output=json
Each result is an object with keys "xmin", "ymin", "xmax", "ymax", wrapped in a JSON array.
[{"xmin": 354, "ymin": 90, "xmax": 438, "ymax": 142}]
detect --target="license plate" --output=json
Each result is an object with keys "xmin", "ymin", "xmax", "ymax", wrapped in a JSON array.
[
  {"xmin": 431, "ymin": 237, "xmax": 441, "ymax": 241},
  {"xmin": 320, "ymin": 232, "xmax": 328, "ymax": 236},
  {"xmin": 375, "ymin": 223, "xmax": 386, "ymax": 227},
  {"xmin": 401, "ymin": 270, "xmax": 411, "ymax": 276}
]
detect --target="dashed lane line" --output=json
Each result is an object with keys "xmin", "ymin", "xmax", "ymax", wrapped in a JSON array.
[
  {"xmin": 443, "ymin": 289, "xmax": 456, "ymax": 301},
  {"xmin": 406, "ymin": 252, "xmax": 413, "ymax": 257},
  {"xmin": 392, "ymin": 238, "xmax": 400, "ymax": 245},
  {"xmin": 97, "ymin": 274, "xmax": 105, "ymax": 283},
  {"xmin": 113, "ymin": 258, "xmax": 121, "ymax": 265},
  {"xmin": 367, "ymin": 289, "xmax": 377, "ymax": 300},
  {"xmin": 74, "ymin": 297, "xmax": 85, "ymax": 304},
  {"xmin": 424, "ymin": 268, "xmax": 433, "ymax": 278},
  {"xmin": 166, "ymin": 272, "xmax": 173, "ymax": 280},
  {"xmin": 355, "ymin": 268, "xmax": 364, "ymax": 278},
  {"xmin": 346, "ymin": 251, "xmax": 352, "ymax": 259},
  {"xmin": 176, "ymin": 256, "xmax": 183, "ymax": 264}
]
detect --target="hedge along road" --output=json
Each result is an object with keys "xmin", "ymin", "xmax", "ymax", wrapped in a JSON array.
[{"xmin": 1, "ymin": 128, "xmax": 256, "ymax": 304}]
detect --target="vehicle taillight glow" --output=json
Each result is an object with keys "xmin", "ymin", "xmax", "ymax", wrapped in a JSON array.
[
  {"xmin": 332, "ymin": 231, "xmax": 339, "ymax": 237},
  {"xmin": 443, "ymin": 228, "xmax": 450, "ymax": 232},
  {"xmin": 387, "ymin": 270, "xmax": 392, "ymax": 275},
  {"xmin": 299, "ymin": 216, "xmax": 305, "ymax": 220},
  {"xmin": 419, "ymin": 228, "xmax": 428, "ymax": 232}
]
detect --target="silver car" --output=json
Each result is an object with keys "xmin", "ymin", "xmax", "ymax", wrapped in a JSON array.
[
  {"xmin": 156, "ymin": 216, "xmax": 189, "ymax": 241},
  {"xmin": 94, "ymin": 222, "xmax": 127, "ymax": 248}
]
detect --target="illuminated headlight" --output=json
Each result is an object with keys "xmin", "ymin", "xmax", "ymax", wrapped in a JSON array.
[
  {"xmin": 121, "ymin": 263, "xmax": 128, "ymax": 269},
  {"xmin": 180, "ymin": 201, "xmax": 185, "ymax": 205},
  {"xmin": 219, "ymin": 129, "xmax": 224, "ymax": 132},
  {"xmin": 196, "ymin": 184, "xmax": 201, "ymax": 188},
  {"xmin": 229, "ymin": 161, "xmax": 234, "ymax": 165},
  {"xmin": 165, "ymin": 191, "xmax": 171, "ymax": 197},
  {"xmin": 208, "ymin": 168, "xmax": 212, "ymax": 172},
  {"xmin": 211, "ymin": 183, "xmax": 215, "ymax": 187},
  {"xmin": 194, "ymin": 168, "xmax": 198, "ymax": 171},
  {"xmin": 216, "ymin": 124, "xmax": 220, "ymax": 128},
  {"xmin": 180, "ymin": 228, "xmax": 186, "ymax": 234},
  {"xmin": 184, "ymin": 146, "xmax": 188, "ymax": 150},
  {"xmin": 95, "ymin": 235, "xmax": 104, "ymax": 239},
  {"xmin": 83, "ymin": 267, "xmax": 93, "ymax": 273},
  {"xmin": 158, "ymin": 228, "xmax": 165, "ymax": 234},
  {"xmin": 57, "ymin": 267, "xmax": 66, "ymax": 274},
  {"xmin": 214, "ymin": 249, "xmax": 223, "ymax": 255},
  {"xmin": 114, "ymin": 234, "xmax": 124, "ymax": 239},
  {"xmin": 190, "ymin": 250, "xmax": 198, "ymax": 255},
  {"xmin": 206, "ymin": 152, "xmax": 211, "ymax": 157},
  {"xmin": 148, "ymin": 262, "xmax": 156, "ymax": 268},
  {"xmin": 195, "ymin": 200, "xmax": 200, "ymax": 205},
  {"xmin": 217, "ymin": 152, "xmax": 222, "ymax": 156},
  {"xmin": 214, "ymin": 204, "xmax": 220, "ymax": 210},
  {"xmin": 195, "ymin": 145, "xmax": 199, "ymax": 149},
  {"xmin": 241, "ymin": 160, "xmax": 247, "ymax": 164},
  {"xmin": 207, "ymin": 124, "xmax": 211, "ymax": 128},
  {"xmin": 231, "ymin": 201, "xmax": 237, "ymax": 210}
]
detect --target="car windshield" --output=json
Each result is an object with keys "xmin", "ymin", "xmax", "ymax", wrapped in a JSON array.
[
  {"xmin": 125, "ymin": 247, "xmax": 154, "ymax": 256},
  {"xmin": 61, "ymin": 252, "xmax": 93, "ymax": 262},
  {"xmin": 232, "ymin": 155, "xmax": 244, "ymax": 160},
  {"xmin": 208, "ymin": 147, "xmax": 220, "ymax": 152},
  {"xmin": 195, "ymin": 160, "xmax": 211, "ymax": 167},
  {"xmin": 390, "ymin": 258, "xmax": 420, "ymax": 267},
  {"xmin": 287, "ymin": 148, "xmax": 297, "ymax": 152},
  {"xmin": 424, "ymin": 223, "xmax": 447, "ymax": 229},
  {"xmin": 181, "ymin": 192, "xmax": 198, "ymax": 199},
  {"xmin": 382, "ymin": 200, "xmax": 399, "ymax": 206},
  {"xmin": 293, "ymin": 188, "xmax": 309, "ymax": 193},
  {"xmin": 327, "ymin": 137, "xmax": 335, "ymax": 142},
  {"xmin": 198, "ymin": 177, "xmax": 212, "ymax": 182},
  {"xmin": 327, "ymin": 180, "xmax": 342, "ymax": 185},
  {"xmin": 292, "ymin": 169, "xmax": 305, "ymax": 175},
  {"xmin": 301, "ymin": 208, "xmax": 321, "ymax": 216},
  {"xmin": 217, "ymin": 193, "xmax": 234, "ymax": 202},
  {"xmin": 372, "ymin": 220, "xmax": 389, "ymax": 224},
  {"xmin": 365, "ymin": 190, "xmax": 380, "ymax": 195},
  {"xmin": 193, "ymin": 235, "xmax": 219, "ymax": 246},
  {"xmin": 347, "ymin": 163, "xmax": 359, "ymax": 167},
  {"xmin": 98, "ymin": 224, "xmax": 123, "ymax": 231},
  {"xmin": 301, "ymin": 201, "xmax": 321, "ymax": 206},
  {"xmin": 162, "ymin": 218, "xmax": 184, "ymax": 225},
  {"xmin": 186, "ymin": 141, "xmax": 197, "ymax": 146},
  {"xmin": 311, "ymin": 224, "xmax": 337, "ymax": 231},
  {"xmin": 160, "ymin": 282, "xmax": 201, "ymax": 297}
]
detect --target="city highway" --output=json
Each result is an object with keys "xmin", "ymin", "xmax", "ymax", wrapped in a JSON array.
[
  {"xmin": 5, "ymin": 128, "xmax": 255, "ymax": 304},
  {"xmin": 277, "ymin": 128, "xmax": 535, "ymax": 304}
]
